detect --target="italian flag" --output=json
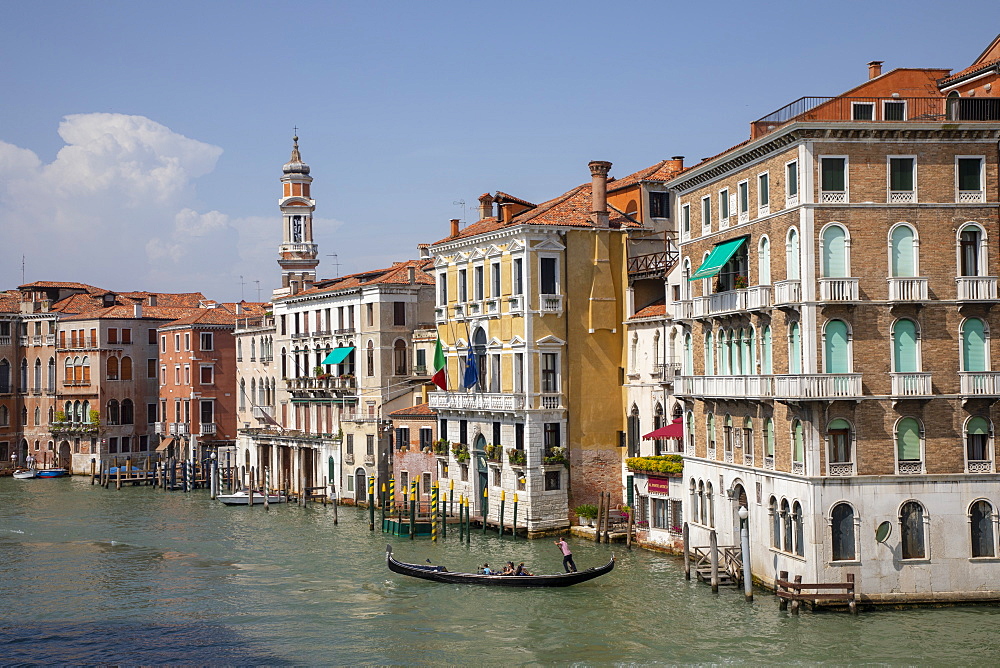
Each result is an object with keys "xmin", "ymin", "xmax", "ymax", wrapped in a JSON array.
[{"xmin": 432, "ymin": 336, "xmax": 447, "ymax": 391}]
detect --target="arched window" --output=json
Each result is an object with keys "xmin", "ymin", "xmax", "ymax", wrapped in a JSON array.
[
  {"xmin": 769, "ymin": 496, "xmax": 780, "ymax": 548},
  {"xmin": 890, "ymin": 224, "xmax": 918, "ymax": 277},
  {"xmin": 900, "ymin": 501, "xmax": 926, "ymax": 559},
  {"xmin": 723, "ymin": 414, "xmax": 734, "ymax": 454},
  {"xmin": 962, "ymin": 318, "xmax": 987, "ymax": 372},
  {"xmin": 821, "ymin": 224, "xmax": 849, "ymax": 278},
  {"xmin": 34, "ymin": 406, "xmax": 40, "ymax": 426},
  {"xmin": 792, "ymin": 420, "xmax": 804, "ymax": 464},
  {"xmin": 792, "ymin": 501, "xmax": 804, "ymax": 556},
  {"xmin": 20, "ymin": 359, "xmax": 28, "ymax": 389},
  {"xmin": 970, "ymin": 500, "xmax": 996, "ymax": 558},
  {"xmin": 759, "ymin": 236, "xmax": 771, "ymax": 285},
  {"xmin": 683, "ymin": 333, "xmax": 693, "ymax": 376},
  {"xmin": 472, "ymin": 328, "xmax": 487, "ymax": 391},
  {"xmin": 786, "ymin": 227, "xmax": 800, "ymax": 280},
  {"xmin": 781, "ymin": 499, "xmax": 792, "ymax": 552},
  {"xmin": 0, "ymin": 359, "xmax": 9, "ymax": 393},
  {"xmin": 107, "ymin": 399, "xmax": 120, "ymax": 425},
  {"xmin": 121, "ymin": 399, "xmax": 134, "ymax": 425},
  {"xmin": 959, "ymin": 224, "xmax": 985, "ymax": 276},
  {"xmin": 393, "ymin": 339, "xmax": 407, "ymax": 376},
  {"xmin": 788, "ymin": 322, "xmax": 801, "ymax": 374},
  {"xmin": 107, "ymin": 356, "xmax": 119, "ymax": 381},
  {"xmin": 764, "ymin": 418, "xmax": 775, "ymax": 459},
  {"xmin": 896, "ymin": 417, "xmax": 922, "ymax": 470},
  {"xmin": 33, "ymin": 358, "xmax": 41, "ymax": 391},
  {"xmin": 706, "ymin": 413, "xmax": 716, "ymax": 453},
  {"xmin": 281, "ymin": 348, "xmax": 287, "ymax": 378},
  {"xmin": 251, "ymin": 338, "xmax": 257, "ymax": 361},
  {"xmin": 47, "ymin": 357, "xmax": 55, "ymax": 391},
  {"xmin": 120, "ymin": 356, "xmax": 132, "ymax": 381},
  {"xmin": 366, "ymin": 340, "xmax": 375, "ymax": 377},
  {"xmin": 705, "ymin": 482, "xmax": 714, "ymax": 527},
  {"xmin": 761, "ymin": 326, "xmax": 772, "ymax": 374},
  {"xmin": 704, "ymin": 331, "xmax": 714, "ymax": 375},
  {"xmin": 0, "ymin": 405, "xmax": 7, "ymax": 426},
  {"xmin": 81, "ymin": 356, "xmax": 90, "ymax": 384},
  {"xmin": 237, "ymin": 339, "xmax": 243, "ymax": 361},
  {"xmin": 697, "ymin": 480, "xmax": 706, "ymax": 525},
  {"xmin": 240, "ymin": 379, "xmax": 247, "ymax": 411},
  {"xmin": 685, "ymin": 411, "xmax": 694, "ymax": 453},
  {"xmin": 742, "ymin": 417, "xmax": 753, "ymax": 458},
  {"xmin": 653, "ymin": 403, "xmax": 665, "ymax": 455},
  {"xmin": 824, "ymin": 319, "xmax": 850, "ymax": 373},
  {"xmin": 828, "ymin": 418, "xmax": 852, "ymax": 465},
  {"xmin": 82, "ymin": 400, "xmax": 90, "ymax": 422},
  {"xmin": 831, "ymin": 503, "xmax": 856, "ymax": 561},
  {"xmin": 892, "ymin": 319, "xmax": 919, "ymax": 373},
  {"xmin": 965, "ymin": 416, "xmax": 991, "ymax": 466},
  {"xmin": 64, "ymin": 357, "xmax": 72, "ymax": 385},
  {"xmin": 683, "ymin": 258, "xmax": 692, "ymax": 300}
]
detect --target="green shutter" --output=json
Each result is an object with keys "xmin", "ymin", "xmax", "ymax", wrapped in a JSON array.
[
  {"xmin": 787, "ymin": 229, "xmax": 800, "ymax": 280},
  {"xmin": 762, "ymin": 326, "xmax": 772, "ymax": 374},
  {"xmin": 748, "ymin": 329, "xmax": 756, "ymax": 376},
  {"xmin": 897, "ymin": 418, "xmax": 921, "ymax": 461},
  {"xmin": 822, "ymin": 158, "xmax": 845, "ymax": 191},
  {"xmin": 828, "ymin": 418, "xmax": 851, "ymax": 431},
  {"xmin": 893, "ymin": 319, "xmax": 918, "ymax": 373},
  {"xmin": 825, "ymin": 320, "xmax": 849, "ymax": 373},
  {"xmin": 765, "ymin": 419, "xmax": 775, "ymax": 456},
  {"xmin": 891, "ymin": 226, "xmax": 915, "ymax": 277},
  {"xmin": 793, "ymin": 422, "xmax": 804, "ymax": 462},
  {"xmin": 822, "ymin": 226, "xmax": 847, "ymax": 278},
  {"xmin": 890, "ymin": 158, "xmax": 914, "ymax": 192},
  {"xmin": 959, "ymin": 158, "xmax": 982, "ymax": 191},
  {"xmin": 968, "ymin": 417, "xmax": 990, "ymax": 436},
  {"xmin": 705, "ymin": 332, "xmax": 714, "ymax": 375},
  {"xmin": 963, "ymin": 318, "xmax": 987, "ymax": 372},
  {"xmin": 790, "ymin": 323, "xmax": 801, "ymax": 374}
]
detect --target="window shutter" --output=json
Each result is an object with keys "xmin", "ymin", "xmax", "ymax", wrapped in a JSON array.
[
  {"xmin": 789, "ymin": 323, "xmax": 801, "ymax": 374},
  {"xmin": 968, "ymin": 417, "xmax": 990, "ymax": 436},
  {"xmin": 793, "ymin": 422, "xmax": 804, "ymax": 462},
  {"xmin": 892, "ymin": 320, "xmax": 918, "ymax": 373},
  {"xmin": 762, "ymin": 327, "xmax": 772, "ymax": 374},
  {"xmin": 891, "ymin": 226, "xmax": 915, "ymax": 277},
  {"xmin": 963, "ymin": 319, "xmax": 987, "ymax": 372},
  {"xmin": 897, "ymin": 418, "xmax": 921, "ymax": 461},
  {"xmin": 822, "ymin": 226, "xmax": 847, "ymax": 278}
]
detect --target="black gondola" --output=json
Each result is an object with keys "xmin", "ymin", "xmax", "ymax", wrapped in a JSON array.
[{"xmin": 386, "ymin": 545, "xmax": 614, "ymax": 587}]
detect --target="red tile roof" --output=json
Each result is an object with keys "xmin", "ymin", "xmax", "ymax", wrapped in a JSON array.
[
  {"xmin": 0, "ymin": 291, "xmax": 20, "ymax": 313},
  {"xmin": 278, "ymin": 259, "xmax": 435, "ymax": 301},
  {"xmin": 18, "ymin": 281, "xmax": 105, "ymax": 292},
  {"xmin": 609, "ymin": 160, "xmax": 686, "ymax": 193},
  {"xmin": 59, "ymin": 305, "xmax": 198, "ymax": 322},
  {"xmin": 160, "ymin": 307, "xmax": 240, "ymax": 327},
  {"xmin": 628, "ymin": 301, "xmax": 667, "ymax": 321},
  {"xmin": 388, "ymin": 402, "xmax": 436, "ymax": 418}
]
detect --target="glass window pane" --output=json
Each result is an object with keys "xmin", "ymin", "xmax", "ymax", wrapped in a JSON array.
[
  {"xmin": 892, "ymin": 319, "xmax": 918, "ymax": 373},
  {"xmin": 971, "ymin": 501, "xmax": 995, "ymax": 557},
  {"xmin": 890, "ymin": 225, "xmax": 916, "ymax": 277},
  {"xmin": 962, "ymin": 318, "xmax": 987, "ymax": 372},
  {"xmin": 959, "ymin": 158, "xmax": 982, "ymax": 191},
  {"xmin": 825, "ymin": 320, "xmax": 850, "ymax": 373},
  {"xmin": 890, "ymin": 158, "xmax": 914, "ymax": 192},
  {"xmin": 822, "ymin": 158, "xmax": 846, "ymax": 192},
  {"xmin": 832, "ymin": 503, "xmax": 856, "ymax": 560},
  {"xmin": 822, "ymin": 225, "xmax": 847, "ymax": 277},
  {"xmin": 786, "ymin": 162, "xmax": 798, "ymax": 197},
  {"xmin": 900, "ymin": 502, "xmax": 925, "ymax": 559}
]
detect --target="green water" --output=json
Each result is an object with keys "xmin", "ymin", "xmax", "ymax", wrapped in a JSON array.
[{"xmin": 2, "ymin": 476, "xmax": 999, "ymax": 665}]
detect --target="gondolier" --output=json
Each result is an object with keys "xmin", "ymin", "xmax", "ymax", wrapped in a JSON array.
[{"xmin": 554, "ymin": 537, "xmax": 577, "ymax": 573}]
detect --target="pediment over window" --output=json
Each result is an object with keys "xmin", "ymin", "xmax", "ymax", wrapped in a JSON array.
[
  {"xmin": 532, "ymin": 238, "xmax": 565, "ymax": 252},
  {"xmin": 535, "ymin": 334, "xmax": 566, "ymax": 346}
]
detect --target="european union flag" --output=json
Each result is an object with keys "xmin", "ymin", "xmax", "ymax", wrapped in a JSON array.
[{"xmin": 463, "ymin": 347, "xmax": 479, "ymax": 390}]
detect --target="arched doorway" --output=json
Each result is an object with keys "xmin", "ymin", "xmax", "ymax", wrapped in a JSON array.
[
  {"xmin": 355, "ymin": 467, "xmax": 368, "ymax": 504},
  {"xmin": 731, "ymin": 483, "xmax": 748, "ymax": 540},
  {"xmin": 475, "ymin": 433, "xmax": 488, "ymax": 516},
  {"xmin": 58, "ymin": 441, "xmax": 71, "ymax": 470}
]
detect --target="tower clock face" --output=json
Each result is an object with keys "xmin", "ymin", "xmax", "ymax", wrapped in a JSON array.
[{"xmin": 292, "ymin": 215, "xmax": 303, "ymax": 242}]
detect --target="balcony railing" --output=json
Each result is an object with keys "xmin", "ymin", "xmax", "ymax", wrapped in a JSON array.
[
  {"xmin": 819, "ymin": 277, "xmax": 859, "ymax": 301},
  {"xmin": 200, "ymin": 422, "xmax": 217, "ymax": 436},
  {"xmin": 252, "ymin": 406, "xmax": 274, "ymax": 421},
  {"xmin": 653, "ymin": 362, "xmax": 682, "ymax": 383},
  {"xmin": 828, "ymin": 462, "xmax": 855, "ymax": 477},
  {"xmin": 774, "ymin": 374, "xmax": 862, "ymax": 400},
  {"xmin": 153, "ymin": 422, "xmax": 165, "ymax": 434},
  {"xmin": 763, "ymin": 455, "xmax": 775, "ymax": 470},
  {"xmin": 888, "ymin": 191, "xmax": 915, "ymax": 204},
  {"xmin": 333, "ymin": 327, "xmax": 356, "ymax": 335},
  {"xmin": 539, "ymin": 393, "xmax": 563, "ymax": 409},
  {"xmin": 428, "ymin": 392, "xmax": 524, "ymax": 411},
  {"xmin": 958, "ymin": 189, "xmax": 985, "ymax": 203},
  {"xmin": 170, "ymin": 423, "xmax": 189, "ymax": 436},
  {"xmin": 967, "ymin": 459, "xmax": 994, "ymax": 474},
  {"xmin": 627, "ymin": 249, "xmax": 679, "ymax": 277},
  {"xmin": 285, "ymin": 376, "xmax": 356, "ymax": 392},
  {"xmin": 897, "ymin": 460, "xmax": 924, "ymax": 475},
  {"xmin": 677, "ymin": 375, "xmax": 773, "ymax": 399},
  {"xmin": 673, "ymin": 300, "xmax": 693, "ymax": 320},
  {"xmin": 956, "ymin": 276, "xmax": 998, "ymax": 301},
  {"xmin": 773, "ymin": 279, "xmax": 801, "ymax": 305},
  {"xmin": 484, "ymin": 298, "xmax": 500, "ymax": 315},
  {"xmin": 540, "ymin": 294, "xmax": 564, "ymax": 313},
  {"xmin": 743, "ymin": 285, "xmax": 772, "ymax": 310},
  {"xmin": 960, "ymin": 371, "xmax": 1000, "ymax": 396},
  {"xmin": 887, "ymin": 277, "xmax": 928, "ymax": 301},
  {"xmin": 507, "ymin": 295, "xmax": 524, "ymax": 312},
  {"xmin": 0, "ymin": 335, "xmax": 9, "ymax": 346},
  {"xmin": 890, "ymin": 372, "xmax": 932, "ymax": 397}
]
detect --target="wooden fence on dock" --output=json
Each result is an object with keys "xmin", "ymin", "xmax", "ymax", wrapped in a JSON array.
[{"xmin": 776, "ymin": 570, "xmax": 858, "ymax": 614}]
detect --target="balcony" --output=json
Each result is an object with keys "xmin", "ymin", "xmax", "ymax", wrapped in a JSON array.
[
  {"xmin": 170, "ymin": 423, "xmax": 189, "ymax": 436},
  {"xmin": 200, "ymin": 422, "xmax": 217, "ymax": 436},
  {"xmin": 743, "ymin": 285, "xmax": 772, "ymax": 310},
  {"xmin": 435, "ymin": 306, "xmax": 447, "ymax": 323},
  {"xmin": 821, "ymin": 191, "xmax": 847, "ymax": 204},
  {"xmin": 364, "ymin": 454, "xmax": 376, "ymax": 466},
  {"xmin": 153, "ymin": 422, "xmax": 165, "ymax": 434},
  {"xmin": 539, "ymin": 393, "xmax": 563, "ymax": 409},
  {"xmin": 484, "ymin": 298, "xmax": 500, "ymax": 315},
  {"xmin": 673, "ymin": 300, "xmax": 693, "ymax": 320},
  {"xmin": 345, "ymin": 453, "xmax": 355, "ymax": 466},
  {"xmin": 967, "ymin": 459, "xmax": 994, "ymax": 474},
  {"xmin": 960, "ymin": 371, "xmax": 1000, "ymax": 397},
  {"xmin": 507, "ymin": 295, "xmax": 524, "ymax": 313},
  {"xmin": 453, "ymin": 304, "xmax": 466, "ymax": 319},
  {"xmin": 774, "ymin": 374, "xmax": 863, "ymax": 401},
  {"xmin": 773, "ymin": 280, "xmax": 801, "ymax": 305},
  {"xmin": 887, "ymin": 277, "xmax": 928, "ymax": 302},
  {"xmin": 253, "ymin": 406, "xmax": 274, "ymax": 421},
  {"xmin": 890, "ymin": 372, "xmax": 932, "ymax": 398},
  {"xmin": 653, "ymin": 362, "xmax": 682, "ymax": 383},
  {"xmin": 0, "ymin": 335, "xmax": 9, "ymax": 346},
  {"xmin": 628, "ymin": 250, "xmax": 679, "ymax": 278},
  {"xmin": 540, "ymin": 294, "xmax": 564, "ymax": 314},
  {"xmin": 956, "ymin": 276, "xmax": 998, "ymax": 301},
  {"xmin": 959, "ymin": 189, "xmax": 986, "ymax": 204},
  {"xmin": 50, "ymin": 420, "xmax": 98, "ymax": 435},
  {"xmin": 819, "ymin": 277, "xmax": 859, "ymax": 302},
  {"xmin": 828, "ymin": 462, "xmax": 855, "ymax": 476},
  {"xmin": 897, "ymin": 460, "xmax": 924, "ymax": 475},
  {"xmin": 677, "ymin": 375, "xmax": 773, "ymax": 399},
  {"xmin": 888, "ymin": 190, "xmax": 915, "ymax": 204},
  {"xmin": 285, "ymin": 376, "xmax": 356, "ymax": 392},
  {"xmin": 333, "ymin": 327, "xmax": 356, "ymax": 336},
  {"xmin": 467, "ymin": 301, "xmax": 482, "ymax": 316},
  {"xmin": 428, "ymin": 392, "xmax": 524, "ymax": 412}
]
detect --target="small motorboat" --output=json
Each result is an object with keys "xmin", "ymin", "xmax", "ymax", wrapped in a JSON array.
[
  {"xmin": 386, "ymin": 545, "xmax": 615, "ymax": 587},
  {"xmin": 12, "ymin": 468, "xmax": 37, "ymax": 479},
  {"xmin": 35, "ymin": 468, "xmax": 69, "ymax": 478},
  {"xmin": 217, "ymin": 488, "xmax": 286, "ymax": 505}
]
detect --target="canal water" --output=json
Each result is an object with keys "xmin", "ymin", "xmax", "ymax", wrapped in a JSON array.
[{"xmin": 2, "ymin": 477, "xmax": 1000, "ymax": 665}]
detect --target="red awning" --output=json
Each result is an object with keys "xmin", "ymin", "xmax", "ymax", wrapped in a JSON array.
[{"xmin": 643, "ymin": 418, "xmax": 683, "ymax": 440}]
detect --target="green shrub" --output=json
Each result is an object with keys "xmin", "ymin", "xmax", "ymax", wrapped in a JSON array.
[{"xmin": 625, "ymin": 455, "xmax": 684, "ymax": 476}]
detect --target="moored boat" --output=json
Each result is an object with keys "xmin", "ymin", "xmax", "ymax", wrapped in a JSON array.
[
  {"xmin": 217, "ymin": 488, "xmax": 286, "ymax": 505},
  {"xmin": 12, "ymin": 468, "xmax": 37, "ymax": 479},
  {"xmin": 35, "ymin": 468, "xmax": 69, "ymax": 478},
  {"xmin": 386, "ymin": 545, "xmax": 614, "ymax": 587}
]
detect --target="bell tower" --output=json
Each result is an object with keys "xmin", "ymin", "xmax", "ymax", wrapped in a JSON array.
[{"xmin": 274, "ymin": 134, "xmax": 318, "ymax": 298}]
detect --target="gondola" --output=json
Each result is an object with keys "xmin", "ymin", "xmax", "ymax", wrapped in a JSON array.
[{"xmin": 386, "ymin": 545, "xmax": 614, "ymax": 587}]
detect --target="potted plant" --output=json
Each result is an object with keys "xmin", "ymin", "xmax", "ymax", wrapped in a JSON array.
[
  {"xmin": 453, "ymin": 443, "xmax": 470, "ymax": 463},
  {"xmin": 434, "ymin": 439, "xmax": 450, "ymax": 456},
  {"xmin": 575, "ymin": 503, "xmax": 598, "ymax": 527},
  {"xmin": 735, "ymin": 275, "xmax": 749, "ymax": 289},
  {"xmin": 507, "ymin": 447, "xmax": 526, "ymax": 466}
]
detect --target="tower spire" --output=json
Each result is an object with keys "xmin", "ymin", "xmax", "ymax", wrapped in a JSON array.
[{"xmin": 274, "ymin": 133, "xmax": 318, "ymax": 298}]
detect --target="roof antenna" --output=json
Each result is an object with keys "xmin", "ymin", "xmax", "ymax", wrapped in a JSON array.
[
  {"xmin": 21, "ymin": 255, "xmax": 25, "ymax": 284},
  {"xmin": 327, "ymin": 254, "xmax": 341, "ymax": 277},
  {"xmin": 453, "ymin": 200, "xmax": 466, "ymax": 225}
]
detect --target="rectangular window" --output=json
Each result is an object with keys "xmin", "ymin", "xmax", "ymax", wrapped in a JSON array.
[
  {"xmin": 889, "ymin": 157, "xmax": 915, "ymax": 202},
  {"xmin": 393, "ymin": 302, "xmax": 405, "ymax": 326},
  {"xmin": 682, "ymin": 204, "xmax": 691, "ymax": 236},
  {"xmin": 718, "ymin": 189, "xmax": 729, "ymax": 222},
  {"xmin": 439, "ymin": 419, "xmax": 448, "ymax": 442},
  {"xmin": 883, "ymin": 100, "xmax": 906, "ymax": 121},
  {"xmin": 147, "ymin": 359, "xmax": 156, "ymax": 378},
  {"xmin": 160, "ymin": 366, "xmax": 166, "ymax": 385},
  {"xmin": 515, "ymin": 423, "xmax": 524, "ymax": 450},
  {"xmin": 366, "ymin": 303, "xmax": 374, "ymax": 327},
  {"xmin": 541, "ymin": 352, "xmax": 558, "ymax": 392},
  {"xmin": 758, "ymin": 172, "xmax": 770, "ymax": 209},
  {"xmin": 459, "ymin": 420, "xmax": 468, "ymax": 445},
  {"xmin": 851, "ymin": 102, "xmax": 874, "ymax": 120},
  {"xmin": 120, "ymin": 436, "xmax": 130, "ymax": 453},
  {"xmin": 109, "ymin": 437, "xmax": 118, "ymax": 454},
  {"xmin": 544, "ymin": 470, "xmax": 561, "ymax": 490},
  {"xmin": 492, "ymin": 421, "xmax": 501, "ymax": 446},
  {"xmin": 439, "ymin": 273, "xmax": 448, "ymax": 304},
  {"xmin": 346, "ymin": 434, "xmax": 354, "ymax": 455},
  {"xmin": 200, "ymin": 365, "xmax": 214, "ymax": 385},
  {"xmin": 185, "ymin": 333, "xmax": 191, "ymax": 350},
  {"xmin": 174, "ymin": 334, "xmax": 180, "ymax": 352},
  {"xmin": 474, "ymin": 265, "xmax": 484, "ymax": 301},
  {"xmin": 540, "ymin": 258, "xmax": 557, "ymax": 294},
  {"xmin": 419, "ymin": 427, "xmax": 433, "ymax": 450},
  {"xmin": 121, "ymin": 328, "xmax": 131, "ymax": 344},
  {"xmin": 422, "ymin": 472, "xmax": 431, "ymax": 494},
  {"xmin": 415, "ymin": 348, "xmax": 426, "ymax": 372},
  {"xmin": 738, "ymin": 180, "xmax": 749, "ymax": 222},
  {"xmin": 649, "ymin": 191, "xmax": 669, "ymax": 218},
  {"xmin": 513, "ymin": 259, "xmax": 523, "ymax": 295},
  {"xmin": 108, "ymin": 328, "xmax": 118, "ymax": 344},
  {"xmin": 148, "ymin": 328, "xmax": 157, "ymax": 344},
  {"xmin": 820, "ymin": 157, "xmax": 847, "ymax": 202},
  {"xmin": 786, "ymin": 161, "xmax": 798, "ymax": 201},
  {"xmin": 366, "ymin": 434, "xmax": 375, "ymax": 456},
  {"xmin": 396, "ymin": 427, "xmax": 410, "ymax": 449},
  {"xmin": 184, "ymin": 365, "xmax": 190, "ymax": 385},
  {"xmin": 174, "ymin": 366, "xmax": 180, "ymax": 385},
  {"xmin": 491, "ymin": 263, "xmax": 501, "ymax": 297},
  {"xmin": 514, "ymin": 353, "xmax": 524, "ymax": 393},
  {"xmin": 543, "ymin": 422, "xmax": 561, "ymax": 454},
  {"xmin": 958, "ymin": 157, "xmax": 984, "ymax": 202},
  {"xmin": 701, "ymin": 196, "xmax": 711, "ymax": 233},
  {"xmin": 458, "ymin": 269, "xmax": 467, "ymax": 302},
  {"xmin": 200, "ymin": 400, "xmax": 214, "ymax": 426}
]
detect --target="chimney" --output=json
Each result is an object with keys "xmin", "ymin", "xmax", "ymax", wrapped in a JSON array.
[
  {"xmin": 133, "ymin": 303, "xmax": 143, "ymax": 318},
  {"xmin": 417, "ymin": 243, "xmax": 430, "ymax": 259},
  {"xmin": 495, "ymin": 194, "xmax": 505, "ymax": 223},
  {"xmin": 408, "ymin": 266, "xmax": 416, "ymax": 284},
  {"xmin": 235, "ymin": 302, "xmax": 244, "ymax": 315},
  {"xmin": 147, "ymin": 294, "xmax": 157, "ymax": 307},
  {"xmin": 478, "ymin": 193, "xmax": 494, "ymax": 220},
  {"xmin": 668, "ymin": 156, "xmax": 685, "ymax": 173},
  {"xmin": 450, "ymin": 218, "xmax": 460, "ymax": 238},
  {"xmin": 868, "ymin": 60, "xmax": 883, "ymax": 79},
  {"xmin": 589, "ymin": 160, "xmax": 612, "ymax": 228}
]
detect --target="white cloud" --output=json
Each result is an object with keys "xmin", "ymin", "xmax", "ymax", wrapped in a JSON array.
[{"xmin": 0, "ymin": 113, "xmax": 256, "ymax": 296}]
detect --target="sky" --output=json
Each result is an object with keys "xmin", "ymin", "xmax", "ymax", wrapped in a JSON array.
[{"xmin": 1, "ymin": 1, "xmax": 997, "ymax": 302}]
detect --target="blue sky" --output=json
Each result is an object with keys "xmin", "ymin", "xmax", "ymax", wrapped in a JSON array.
[{"xmin": 1, "ymin": 1, "xmax": 996, "ymax": 301}]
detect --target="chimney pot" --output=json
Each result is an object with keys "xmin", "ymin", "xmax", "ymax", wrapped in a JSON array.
[
  {"xmin": 450, "ymin": 218, "xmax": 460, "ymax": 238},
  {"xmin": 588, "ymin": 160, "xmax": 612, "ymax": 228},
  {"xmin": 408, "ymin": 266, "xmax": 416, "ymax": 284},
  {"xmin": 133, "ymin": 303, "xmax": 143, "ymax": 318},
  {"xmin": 478, "ymin": 193, "xmax": 494, "ymax": 220},
  {"xmin": 868, "ymin": 60, "xmax": 883, "ymax": 79}
]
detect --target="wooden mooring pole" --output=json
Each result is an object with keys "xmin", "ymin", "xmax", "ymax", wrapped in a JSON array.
[
  {"xmin": 683, "ymin": 522, "xmax": 691, "ymax": 580},
  {"xmin": 709, "ymin": 529, "xmax": 719, "ymax": 593}
]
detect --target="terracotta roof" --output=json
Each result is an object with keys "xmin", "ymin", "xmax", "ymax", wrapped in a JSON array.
[
  {"xmin": 493, "ymin": 191, "xmax": 536, "ymax": 208},
  {"xmin": 0, "ymin": 291, "xmax": 20, "ymax": 313},
  {"xmin": 939, "ymin": 56, "xmax": 1000, "ymax": 85},
  {"xmin": 160, "ymin": 307, "xmax": 239, "ymax": 327},
  {"xmin": 278, "ymin": 259, "xmax": 435, "ymax": 301},
  {"xmin": 59, "ymin": 305, "xmax": 198, "ymax": 322},
  {"xmin": 628, "ymin": 301, "xmax": 667, "ymax": 321},
  {"xmin": 432, "ymin": 183, "xmax": 641, "ymax": 245},
  {"xmin": 388, "ymin": 402, "xmax": 436, "ymax": 418},
  {"xmin": 609, "ymin": 160, "xmax": 686, "ymax": 192},
  {"xmin": 18, "ymin": 281, "xmax": 105, "ymax": 292},
  {"xmin": 118, "ymin": 292, "xmax": 207, "ymax": 307}
]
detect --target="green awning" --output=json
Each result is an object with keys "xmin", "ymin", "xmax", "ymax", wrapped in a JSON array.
[
  {"xmin": 689, "ymin": 236, "xmax": 748, "ymax": 281},
  {"xmin": 322, "ymin": 346, "xmax": 354, "ymax": 365}
]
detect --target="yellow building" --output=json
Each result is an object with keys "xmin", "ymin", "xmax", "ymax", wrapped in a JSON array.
[{"xmin": 428, "ymin": 161, "xmax": 639, "ymax": 534}]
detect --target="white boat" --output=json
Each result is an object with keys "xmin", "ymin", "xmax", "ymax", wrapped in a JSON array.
[
  {"xmin": 12, "ymin": 468, "xmax": 37, "ymax": 479},
  {"xmin": 217, "ymin": 489, "xmax": 286, "ymax": 505}
]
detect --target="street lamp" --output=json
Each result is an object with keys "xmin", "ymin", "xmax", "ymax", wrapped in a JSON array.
[{"xmin": 738, "ymin": 505, "xmax": 752, "ymax": 602}]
